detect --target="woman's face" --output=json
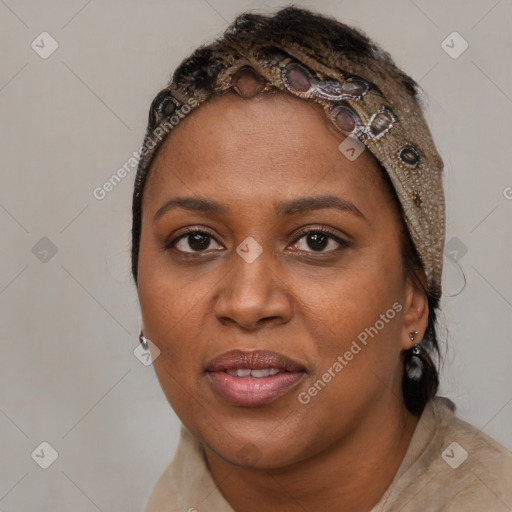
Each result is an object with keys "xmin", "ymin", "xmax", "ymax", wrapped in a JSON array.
[{"xmin": 137, "ymin": 92, "xmax": 424, "ymax": 468}]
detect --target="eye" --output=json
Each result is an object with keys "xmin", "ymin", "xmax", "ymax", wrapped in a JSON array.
[
  {"xmin": 289, "ymin": 228, "xmax": 349, "ymax": 253},
  {"xmin": 166, "ymin": 226, "xmax": 349, "ymax": 256},
  {"xmin": 168, "ymin": 229, "xmax": 223, "ymax": 254}
]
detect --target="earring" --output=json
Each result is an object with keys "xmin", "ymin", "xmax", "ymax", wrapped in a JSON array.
[
  {"xmin": 405, "ymin": 330, "xmax": 423, "ymax": 381},
  {"xmin": 139, "ymin": 330, "xmax": 149, "ymax": 350}
]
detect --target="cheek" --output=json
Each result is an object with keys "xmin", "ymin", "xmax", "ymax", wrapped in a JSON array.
[
  {"xmin": 138, "ymin": 270, "xmax": 208, "ymax": 361},
  {"xmin": 137, "ymin": 233, "xmax": 201, "ymax": 359},
  {"xmin": 137, "ymin": 262, "xmax": 211, "ymax": 421},
  {"xmin": 292, "ymin": 272, "xmax": 404, "ymax": 428},
  {"xmin": 293, "ymin": 250, "xmax": 403, "ymax": 339},
  {"xmin": 288, "ymin": 249, "xmax": 405, "ymax": 389}
]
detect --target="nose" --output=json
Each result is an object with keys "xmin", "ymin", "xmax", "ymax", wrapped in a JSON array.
[{"xmin": 212, "ymin": 244, "xmax": 293, "ymax": 331}]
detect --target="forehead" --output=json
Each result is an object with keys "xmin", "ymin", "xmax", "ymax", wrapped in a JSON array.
[{"xmin": 143, "ymin": 92, "xmax": 387, "ymax": 209}]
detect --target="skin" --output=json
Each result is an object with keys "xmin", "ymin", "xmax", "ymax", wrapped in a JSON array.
[{"xmin": 137, "ymin": 92, "xmax": 429, "ymax": 511}]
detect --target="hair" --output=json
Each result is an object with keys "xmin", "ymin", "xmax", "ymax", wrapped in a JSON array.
[
  {"xmin": 376, "ymin": 163, "xmax": 441, "ymax": 415},
  {"xmin": 131, "ymin": 6, "xmax": 442, "ymax": 416}
]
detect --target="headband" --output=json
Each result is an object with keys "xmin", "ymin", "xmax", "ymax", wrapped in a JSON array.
[{"xmin": 132, "ymin": 15, "xmax": 445, "ymax": 297}]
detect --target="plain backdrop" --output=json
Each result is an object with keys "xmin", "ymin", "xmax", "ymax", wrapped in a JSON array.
[{"xmin": 1, "ymin": 1, "xmax": 511, "ymax": 510}]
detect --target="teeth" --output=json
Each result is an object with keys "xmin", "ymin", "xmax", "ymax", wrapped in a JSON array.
[
  {"xmin": 225, "ymin": 368, "xmax": 281, "ymax": 378},
  {"xmin": 251, "ymin": 369, "xmax": 271, "ymax": 378}
]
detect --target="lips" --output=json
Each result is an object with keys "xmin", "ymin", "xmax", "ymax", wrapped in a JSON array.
[{"xmin": 205, "ymin": 349, "xmax": 306, "ymax": 406}]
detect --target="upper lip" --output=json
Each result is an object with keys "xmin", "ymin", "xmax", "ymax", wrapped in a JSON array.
[{"xmin": 205, "ymin": 349, "xmax": 305, "ymax": 372}]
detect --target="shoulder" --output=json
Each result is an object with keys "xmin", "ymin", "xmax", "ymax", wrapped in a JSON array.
[
  {"xmin": 439, "ymin": 400, "xmax": 512, "ymax": 511},
  {"xmin": 378, "ymin": 397, "xmax": 512, "ymax": 512},
  {"xmin": 432, "ymin": 397, "xmax": 511, "ymax": 469},
  {"xmin": 432, "ymin": 398, "xmax": 512, "ymax": 510}
]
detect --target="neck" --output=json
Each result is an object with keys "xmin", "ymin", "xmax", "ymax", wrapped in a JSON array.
[{"xmin": 204, "ymin": 397, "xmax": 421, "ymax": 512}]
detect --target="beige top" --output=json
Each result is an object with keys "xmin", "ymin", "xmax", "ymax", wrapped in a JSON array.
[{"xmin": 143, "ymin": 397, "xmax": 512, "ymax": 511}]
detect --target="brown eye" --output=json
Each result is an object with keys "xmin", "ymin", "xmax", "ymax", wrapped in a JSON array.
[
  {"xmin": 168, "ymin": 230, "xmax": 223, "ymax": 254},
  {"xmin": 305, "ymin": 233, "xmax": 329, "ymax": 251},
  {"xmin": 290, "ymin": 229, "xmax": 349, "ymax": 254},
  {"xmin": 183, "ymin": 233, "xmax": 211, "ymax": 251}
]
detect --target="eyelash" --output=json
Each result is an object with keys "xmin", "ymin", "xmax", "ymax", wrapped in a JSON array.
[{"xmin": 165, "ymin": 226, "xmax": 349, "ymax": 255}]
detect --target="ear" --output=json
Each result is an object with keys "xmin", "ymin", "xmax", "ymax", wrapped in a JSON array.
[{"xmin": 400, "ymin": 271, "xmax": 429, "ymax": 351}]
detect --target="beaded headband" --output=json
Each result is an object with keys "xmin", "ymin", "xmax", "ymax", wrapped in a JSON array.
[{"xmin": 133, "ymin": 19, "xmax": 445, "ymax": 298}]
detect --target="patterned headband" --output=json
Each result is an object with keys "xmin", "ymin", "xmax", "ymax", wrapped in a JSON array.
[{"xmin": 133, "ymin": 36, "xmax": 445, "ymax": 297}]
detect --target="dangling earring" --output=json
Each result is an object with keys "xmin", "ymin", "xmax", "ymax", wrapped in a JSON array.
[
  {"xmin": 138, "ymin": 317, "xmax": 148, "ymax": 350},
  {"xmin": 139, "ymin": 330, "xmax": 149, "ymax": 350},
  {"xmin": 405, "ymin": 330, "xmax": 423, "ymax": 380}
]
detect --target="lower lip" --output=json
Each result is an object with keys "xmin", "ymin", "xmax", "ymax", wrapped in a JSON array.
[{"xmin": 207, "ymin": 371, "xmax": 305, "ymax": 406}]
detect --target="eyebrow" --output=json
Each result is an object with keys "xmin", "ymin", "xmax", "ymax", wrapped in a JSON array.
[{"xmin": 153, "ymin": 195, "xmax": 367, "ymax": 223}]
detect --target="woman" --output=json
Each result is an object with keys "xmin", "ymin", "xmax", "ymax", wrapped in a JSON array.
[{"xmin": 131, "ymin": 7, "xmax": 511, "ymax": 511}]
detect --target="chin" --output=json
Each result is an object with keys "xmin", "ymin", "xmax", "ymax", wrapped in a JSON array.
[
  {"xmin": 183, "ymin": 407, "xmax": 318, "ymax": 470},
  {"xmin": 204, "ymin": 431, "xmax": 308, "ymax": 470}
]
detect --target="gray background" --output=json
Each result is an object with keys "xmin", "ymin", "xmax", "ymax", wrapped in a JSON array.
[{"xmin": 1, "ymin": 0, "xmax": 511, "ymax": 510}]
